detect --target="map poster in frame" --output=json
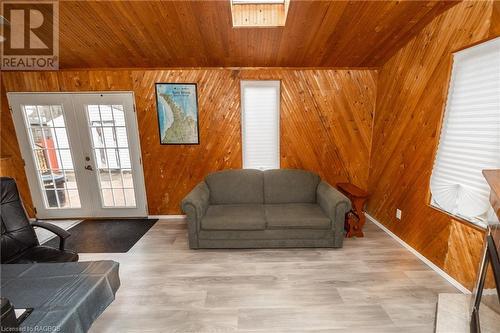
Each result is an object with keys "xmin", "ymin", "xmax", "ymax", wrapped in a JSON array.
[{"xmin": 155, "ymin": 83, "xmax": 200, "ymax": 145}]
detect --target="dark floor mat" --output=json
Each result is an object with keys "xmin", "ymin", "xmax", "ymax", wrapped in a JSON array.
[{"xmin": 43, "ymin": 219, "xmax": 158, "ymax": 253}]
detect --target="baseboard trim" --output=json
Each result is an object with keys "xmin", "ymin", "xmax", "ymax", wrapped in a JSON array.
[
  {"xmin": 148, "ymin": 215, "xmax": 186, "ymax": 220},
  {"xmin": 365, "ymin": 213, "xmax": 471, "ymax": 294}
]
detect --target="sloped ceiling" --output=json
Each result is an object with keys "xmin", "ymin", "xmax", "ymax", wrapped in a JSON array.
[{"xmin": 57, "ymin": 0, "xmax": 460, "ymax": 69}]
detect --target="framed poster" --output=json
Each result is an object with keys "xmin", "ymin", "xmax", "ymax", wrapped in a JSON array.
[{"xmin": 155, "ymin": 83, "xmax": 199, "ymax": 144}]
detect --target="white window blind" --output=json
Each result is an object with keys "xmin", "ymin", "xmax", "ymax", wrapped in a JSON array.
[
  {"xmin": 241, "ymin": 80, "xmax": 280, "ymax": 170},
  {"xmin": 430, "ymin": 37, "xmax": 500, "ymax": 226}
]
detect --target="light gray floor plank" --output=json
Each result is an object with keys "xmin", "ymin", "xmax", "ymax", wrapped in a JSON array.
[
  {"xmin": 237, "ymin": 305, "xmax": 394, "ymax": 330},
  {"xmin": 82, "ymin": 219, "xmax": 459, "ymax": 333}
]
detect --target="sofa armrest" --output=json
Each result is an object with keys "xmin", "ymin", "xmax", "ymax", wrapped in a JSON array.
[
  {"xmin": 181, "ymin": 181, "xmax": 210, "ymax": 249},
  {"xmin": 317, "ymin": 181, "xmax": 352, "ymax": 233}
]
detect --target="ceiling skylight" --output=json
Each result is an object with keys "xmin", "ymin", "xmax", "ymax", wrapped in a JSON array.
[
  {"xmin": 230, "ymin": 0, "xmax": 289, "ymax": 27},
  {"xmin": 232, "ymin": 0, "xmax": 285, "ymax": 3}
]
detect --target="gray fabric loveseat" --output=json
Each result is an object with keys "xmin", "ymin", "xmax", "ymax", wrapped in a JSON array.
[{"xmin": 181, "ymin": 169, "xmax": 352, "ymax": 249}]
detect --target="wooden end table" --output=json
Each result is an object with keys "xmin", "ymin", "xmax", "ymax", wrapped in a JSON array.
[{"xmin": 336, "ymin": 183, "xmax": 369, "ymax": 238}]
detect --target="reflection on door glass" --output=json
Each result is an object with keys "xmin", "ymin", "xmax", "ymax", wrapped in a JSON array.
[
  {"xmin": 22, "ymin": 105, "xmax": 81, "ymax": 209},
  {"xmin": 86, "ymin": 104, "xmax": 136, "ymax": 207}
]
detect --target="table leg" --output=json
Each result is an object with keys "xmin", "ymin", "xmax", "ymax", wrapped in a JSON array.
[
  {"xmin": 350, "ymin": 198, "xmax": 365, "ymax": 237},
  {"xmin": 346, "ymin": 211, "xmax": 359, "ymax": 238}
]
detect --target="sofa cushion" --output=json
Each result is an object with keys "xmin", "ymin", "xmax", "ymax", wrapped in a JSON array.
[
  {"xmin": 201, "ymin": 204, "xmax": 266, "ymax": 230},
  {"xmin": 263, "ymin": 169, "xmax": 320, "ymax": 204},
  {"xmin": 205, "ymin": 169, "xmax": 264, "ymax": 205},
  {"xmin": 265, "ymin": 203, "xmax": 331, "ymax": 229}
]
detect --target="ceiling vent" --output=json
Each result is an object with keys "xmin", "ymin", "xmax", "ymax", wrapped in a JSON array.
[{"xmin": 231, "ymin": 0, "xmax": 289, "ymax": 28}]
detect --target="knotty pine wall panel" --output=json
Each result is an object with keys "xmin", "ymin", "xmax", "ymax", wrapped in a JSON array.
[
  {"xmin": 132, "ymin": 70, "xmax": 244, "ymax": 214},
  {"xmin": 238, "ymin": 69, "xmax": 376, "ymax": 190},
  {"xmin": 0, "ymin": 79, "xmax": 35, "ymax": 217},
  {"xmin": 490, "ymin": 1, "xmax": 500, "ymax": 37},
  {"xmin": 1, "ymin": 68, "xmax": 376, "ymax": 215},
  {"xmin": 366, "ymin": 1, "xmax": 495, "ymax": 290}
]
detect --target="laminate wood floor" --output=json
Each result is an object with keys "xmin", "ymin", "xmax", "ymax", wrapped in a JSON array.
[{"xmin": 83, "ymin": 219, "xmax": 458, "ymax": 333}]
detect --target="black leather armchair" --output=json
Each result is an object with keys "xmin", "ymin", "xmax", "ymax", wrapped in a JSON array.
[{"xmin": 1, "ymin": 177, "xmax": 78, "ymax": 264}]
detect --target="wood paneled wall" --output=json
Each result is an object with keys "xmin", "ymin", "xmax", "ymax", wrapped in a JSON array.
[
  {"xmin": 1, "ymin": 68, "xmax": 377, "ymax": 215},
  {"xmin": 366, "ymin": 1, "xmax": 498, "ymax": 291},
  {"xmin": 2, "ymin": 0, "xmax": 497, "ymax": 290},
  {"xmin": 0, "ymin": 78, "xmax": 35, "ymax": 217},
  {"xmin": 491, "ymin": 1, "xmax": 500, "ymax": 37}
]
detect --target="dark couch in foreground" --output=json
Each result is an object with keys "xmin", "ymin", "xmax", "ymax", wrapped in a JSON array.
[{"xmin": 181, "ymin": 169, "xmax": 352, "ymax": 249}]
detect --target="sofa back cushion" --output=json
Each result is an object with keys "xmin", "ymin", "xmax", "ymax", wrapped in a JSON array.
[
  {"xmin": 205, "ymin": 169, "xmax": 264, "ymax": 205},
  {"xmin": 263, "ymin": 169, "xmax": 320, "ymax": 204}
]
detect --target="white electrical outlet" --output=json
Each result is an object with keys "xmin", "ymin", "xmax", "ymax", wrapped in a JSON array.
[{"xmin": 396, "ymin": 209, "xmax": 402, "ymax": 220}]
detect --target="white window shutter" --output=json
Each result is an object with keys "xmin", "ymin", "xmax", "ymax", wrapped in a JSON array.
[
  {"xmin": 241, "ymin": 81, "xmax": 280, "ymax": 170},
  {"xmin": 430, "ymin": 37, "xmax": 500, "ymax": 226}
]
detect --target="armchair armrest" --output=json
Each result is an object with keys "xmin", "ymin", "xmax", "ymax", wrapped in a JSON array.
[
  {"xmin": 31, "ymin": 221, "xmax": 71, "ymax": 250},
  {"xmin": 317, "ymin": 181, "xmax": 352, "ymax": 233},
  {"xmin": 181, "ymin": 181, "xmax": 210, "ymax": 249}
]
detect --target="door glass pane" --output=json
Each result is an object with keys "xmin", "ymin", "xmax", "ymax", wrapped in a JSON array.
[
  {"xmin": 103, "ymin": 127, "xmax": 116, "ymax": 148},
  {"xmin": 86, "ymin": 104, "xmax": 136, "ymax": 208},
  {"xmin": 22, "ymin": 105, "xmax": 81, "ymax": 209},
  {"xmin": 54, "ymin": 128, "xmax": 69, "ymax": 148},
  {"xmin": 112, "ymin": 105, "xmax": 125, "ymax": 126},
  {"xmin": 102, "ymin": 188, "xmax": 114, "ymax": 207},
  {"xmin": 106, "ymin": 149, "xmax": 119, "ymax": 169},
  {"xmin": 122, "ymin": 169, "xmax": 133, "ymax": 188},
  {"xmin": 118, "ymin": 148, "xmax": 131, "ymax": 168},
  {"xmin": 99, "ymin": 169, "xmax": 112, "ymax": 188},
  {"xmin": 115, "ymin": 127, "xmax": 128, "ymax": 147},
  {"xmin": 124, "ymin": 189, "xmax": 136, "ymax": 206},
  {"xmin": 113, "ymin": 189, "xmax": 126, "ymax": 206}
]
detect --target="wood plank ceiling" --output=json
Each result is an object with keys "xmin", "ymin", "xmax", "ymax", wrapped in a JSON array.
[{"xmin": 57, "ymin": 0, "xmax": 459, "ymax": 69}]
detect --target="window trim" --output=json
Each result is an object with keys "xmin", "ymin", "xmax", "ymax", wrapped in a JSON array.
[{"xmin": 240, "ymin": 80, "xmax": 281, "ymax": 170}]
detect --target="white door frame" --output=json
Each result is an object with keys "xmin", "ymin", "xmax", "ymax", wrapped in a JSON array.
[
  {"xmin": 72, "ymin": 93, "xmax": 148, "ymax": 218},
  {"xmin": 7, "ymin": 92, "xmax": 148, "ymax": 219}
]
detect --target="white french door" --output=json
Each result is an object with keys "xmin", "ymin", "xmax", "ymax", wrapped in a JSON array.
[{"xmin": 7, "ymin": 92, "xmax": 147, "ymax": 219}]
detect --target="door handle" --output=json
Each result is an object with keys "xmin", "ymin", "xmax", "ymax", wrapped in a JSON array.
[{"xmin": 85, "ymin": 165, "xmax": 93, "ymax": 171}]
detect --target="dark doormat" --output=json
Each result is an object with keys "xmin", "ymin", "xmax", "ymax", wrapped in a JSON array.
[{"xmin": 43, "ymin": 219, "xmax": 158, "ymax": 253}]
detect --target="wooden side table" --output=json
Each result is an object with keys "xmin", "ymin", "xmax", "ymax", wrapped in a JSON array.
[{"xmin": 336, "ymin": 183, "xmax": 369, "ymax": 238}]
